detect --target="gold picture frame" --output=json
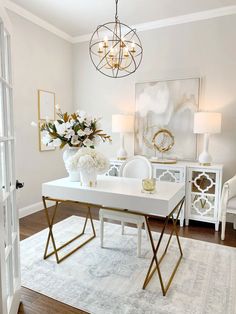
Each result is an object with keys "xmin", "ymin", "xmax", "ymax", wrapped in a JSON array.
[{"xmin": 38, "ymin": 90, "xmax": 56, "ymax": 152}]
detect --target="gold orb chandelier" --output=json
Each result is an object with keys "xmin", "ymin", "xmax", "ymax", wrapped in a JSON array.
[{"xmin": 89, "ymin": 0, "xmax": 143, "ymax": 78}]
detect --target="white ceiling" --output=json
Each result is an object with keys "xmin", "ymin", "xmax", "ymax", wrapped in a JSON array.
[{"xmin": 8, "ymin": 0, "xmax": 236, "ymax": 37}]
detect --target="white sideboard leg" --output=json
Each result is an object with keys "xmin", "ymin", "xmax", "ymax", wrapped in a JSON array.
[
  {"xmin": 100, "ymin": 214, "xmax": 104, "ymax": 248},
  {"xmin": 215, "ymin": 222, "xmax": 219, "ymax": 232},
  {"xmin": 180, "ymin": 218, "xmax": 184, "ymax": 227},
  {"xmin": 233, "ymin": 217, "xmax": 236, "ymax": 230},
  {"xmin": 221, "ymin": 215, "xmax": 226, "ymax": 240},
  {"xmin": 121, "ymin": 221, "xmax": 125, "ymax": 235},
  {"xmin": 185, "ymin": 219, "xmax": 189, "ymax": 226}
]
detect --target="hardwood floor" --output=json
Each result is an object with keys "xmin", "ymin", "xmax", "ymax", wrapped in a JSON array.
[{"xmin": 18, "ymin": 202, "xmax": 236, "ymax": 313}]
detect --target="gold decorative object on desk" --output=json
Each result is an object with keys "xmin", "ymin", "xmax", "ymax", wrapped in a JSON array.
[
  {"xmin": 142, "ymin": 178, "xmax": 156, "ymax": 194},
  {"xmin": 151, "ymin": 128, "xmax": 177, "ymax": 164}
]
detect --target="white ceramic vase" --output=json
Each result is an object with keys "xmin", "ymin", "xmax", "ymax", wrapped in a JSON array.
[
  {"xmin": 68, "ymin": 171, "xmax": 80, "ymax": 182},
  {"xmin": 63, "ymin": 147, "xmax": 80, "ymax": 182},
  {"xmin": 80, "ymin": 168, "xmax": 97, "ymax": 187}
]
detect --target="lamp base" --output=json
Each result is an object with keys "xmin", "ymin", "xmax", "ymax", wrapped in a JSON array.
[
  {"xmin": 198, "ymin": 151, "xmax": 212, "ymax": 166},
  {"xmin": 116, "ymin": 134, "xmax": 128, "ymax": 161}
]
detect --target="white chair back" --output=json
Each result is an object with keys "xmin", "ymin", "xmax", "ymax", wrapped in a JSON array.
[{"xmin": 119, "ymin": 156, "xmax": 152, "ymax": 179}]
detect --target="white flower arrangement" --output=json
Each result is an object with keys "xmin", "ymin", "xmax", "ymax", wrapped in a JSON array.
[
  {"xmin": 40, "ymin": 108, "xmax": 111, "ymax": 149},
  {"xmin": 65, "ymin": 147, "xmax": 109, "ymax": 174}
]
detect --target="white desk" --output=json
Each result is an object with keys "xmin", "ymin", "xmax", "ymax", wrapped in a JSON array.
[
  {"xmin": 42, "ymin": 176, "xmax": 185, "ymax": 296},
  {"xmin": 42, "ymin": 176, "xmax": 185, "ymax": 217}
]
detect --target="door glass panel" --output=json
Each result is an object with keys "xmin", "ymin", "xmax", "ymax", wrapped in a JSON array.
[
  {"xmin": 4, "ymin": 198, "xmax": 13, "ymax": 249},
  {"xmin": 7, "ymin": 141, "xmax": 13, "ymax": 185},
  {"xmin": 5, "ymin": 87, "xmax": 12, "ymax": 137},
  {"xmin": 0, "ymin": 141, "xmax": 7, "ymax": 191},
  {"xmin": 0, "ymin": 82, "xmax": 4, "ymax": 136},
  {"xmin": 4, "ymin": 30, "xmax": 10, "ymax": 83},
  {"xmin": 6, "ymin": 253, "xmax": 13, "ymax": 307}
]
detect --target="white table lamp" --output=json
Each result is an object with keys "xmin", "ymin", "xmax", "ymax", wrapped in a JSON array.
[
  {"xmin": 194, "ymin": 112, "xmax": 222, "ymax": 165},
  {"xmin": 112, "ymin": 114, "xmax": 134, "ymax": 160}
]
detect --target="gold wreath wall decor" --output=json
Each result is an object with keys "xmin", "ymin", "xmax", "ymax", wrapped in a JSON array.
[{"xmin": 152, "ymin": 129, "xmax": 175, "ymax": 153}]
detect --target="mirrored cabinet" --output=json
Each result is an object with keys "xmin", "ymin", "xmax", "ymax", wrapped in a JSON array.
[{"xmin": 107, "ymin": 159, "xmax": 223, "ymax": 230}]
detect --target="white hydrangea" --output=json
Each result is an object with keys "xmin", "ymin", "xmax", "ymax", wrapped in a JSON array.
[{"xmin": 65, "ymin": 148, "xmax": 109, "ymax": 174}]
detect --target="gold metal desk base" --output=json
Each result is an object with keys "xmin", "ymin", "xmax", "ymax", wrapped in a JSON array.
[
  {"xmin": 42, "ymin": 195, "xmax": 184, "ymax": 295},
  {"xmin": 142, "ymin": 198, "xmax": 184, "ymax": 296},
  {"xmin": 42, "ymin": 196, "xmax": 96, "ymax": 264}
]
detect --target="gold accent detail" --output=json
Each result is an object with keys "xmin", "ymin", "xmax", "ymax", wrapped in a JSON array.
[
  {"xmin": 42, "ymin": 197, "xmax": 96, "ymax": 264},
  {"xmin": 150, "ymin": 159, "xmax": 177, "ymax": 165},
  {"xmin": 42, "ymin": 195, "xmax": 185, "ymax": 295},
  {"xmin": 117, "ymin": 156, "xmax": 127, "ymax": 160},
  {"xmin": 200, "ymin": 162, "xmax": 211, "ymax": 166},
  {"xmin": 142, "ymin": 198, "xmax": 184, "ymax": 296},
  {"xmin": 152, "ymin": 128, "xmax": 175, "ymax": 153},
  {"xmin": 38, "ymin": 89, "xmax": 56, "ymax": 152}
]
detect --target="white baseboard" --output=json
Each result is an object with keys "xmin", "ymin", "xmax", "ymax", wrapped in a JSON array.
[{"xmin": 19, "ymin": 200, "xmax": 55, "ymax": 218}]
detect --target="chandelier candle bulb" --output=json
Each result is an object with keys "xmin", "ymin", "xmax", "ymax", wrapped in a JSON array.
[
  {"xmin": 124, "ymin": 47, "xmax": 129, "ymax": 57},
  {"xmin": 130, "ymin": 42, "xmax": 136, "ymax": 53},
  {"xmin": 103, "ymin": 36, "xmax": 108, "ymax": 48},
  {"xmin": 98, "ymin": 42, "xmax": 103, "ymax": 53}
]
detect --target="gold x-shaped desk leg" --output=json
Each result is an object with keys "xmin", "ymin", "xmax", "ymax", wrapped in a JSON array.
[
  {"xmin": 42, "ymin": 196, "xmax": 96, "ymax": 264},
  {"xmin": 143, "ymin": 197, "xmax": 185, "ymax": 296}
]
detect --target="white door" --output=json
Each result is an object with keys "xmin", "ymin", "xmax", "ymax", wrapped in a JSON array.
[{"xmin": 0, "ymin": 5, "xmax": 21, "ymax": 314}]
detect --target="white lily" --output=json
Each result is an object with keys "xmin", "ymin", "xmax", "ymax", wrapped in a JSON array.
[
  {"xmin": 42, "ymin": 132, "xmax": 52, "ymax": 145},
  {"xmin": 53, "ymin": 138, "xmax": 62, "ymax": 147},
  {"xmin": 84, "ymin": 127, "xmax": 93, "ymax": 136},
  {"xmin": 77, "ymin": 129, "xmax": 86, "ymax": 137},
  {"xmin": 54, "ymin": 121, "xmax": 67, "ymax": 135},
  {"xmin": 64, "ymin": 128, "xmax": 75, "ymax": 139},
  {"xmin": 71, "ymin": 135, "xmax": 80, "ymax": 145},
  {"xmin": 30, "ymin": 121, "xmax": 37, "ymax": 128},
  {"xmin": 83, "ymin": 138, "xmax": 93, "ymax": 147}
]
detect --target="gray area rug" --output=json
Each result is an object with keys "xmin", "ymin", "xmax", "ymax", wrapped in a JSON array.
[{"xmin": 21, "ymin": 216, "xmax": 236, "ymax": 314}]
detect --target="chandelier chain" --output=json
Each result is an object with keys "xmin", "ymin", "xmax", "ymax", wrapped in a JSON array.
[{"xmin": 115, "ymin": 0, "xmax": 119, "ymax": 21}]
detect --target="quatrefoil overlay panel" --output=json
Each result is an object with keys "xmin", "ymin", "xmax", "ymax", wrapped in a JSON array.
[
  {"xmin": 158, "ymin": 170, "xmax": 179, "ymax": 183},
  {"xmin": 193, "ymin": 172, "xmax": 215, "ymax": 193},
  {"xmin": 192, "ymin": 196, "xmax": 214, "ymax": 217},
  {"xmin": 106, "ymin": 165, "xmax": 120, "ymax": 176}
]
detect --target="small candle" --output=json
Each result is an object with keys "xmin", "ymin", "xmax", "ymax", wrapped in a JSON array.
[
  {"xmin": 124, "ymin": 47, "xmax": 129, "ymax": 57},
  {"xmin": 98, "ymin": 42, "xmax": 103, "ymax": 53},
  {"xmin": 103, "ymin": 36, "xmax": 108, "ymax": 48},
  {"xmin": 130, "ymin": 42, "xmax": 136, "ymax": 53},
  {"xmin": 142, "ymin": 178, "xmax": 156, "ymax": 193},
  {"xmin": 109, "ymin": 47, "xmax": 114, "ymax": 58}
]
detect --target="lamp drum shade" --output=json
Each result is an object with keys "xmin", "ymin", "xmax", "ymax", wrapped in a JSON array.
[
  {"xmin": 194, "ymin": 112, "xmax": 222, "ymax": 134},
  {"xmin": 112, "ymin": 114, "xmax": 134, "ymax": 133}
]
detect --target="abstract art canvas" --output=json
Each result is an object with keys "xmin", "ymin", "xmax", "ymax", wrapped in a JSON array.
[{"xmin": 134, "ymin": 78, "xmax": 200, "ymax": 160}]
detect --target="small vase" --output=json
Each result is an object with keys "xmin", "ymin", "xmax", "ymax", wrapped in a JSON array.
[
  {"xmin": 68, "ymin": 171, "xmax": 80, "ymax": 182},
  {"xmin": 80, "ymin": 168, "xmax": 97, "ymax": 187}
]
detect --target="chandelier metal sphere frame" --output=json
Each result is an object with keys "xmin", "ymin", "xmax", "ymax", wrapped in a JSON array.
[{"xmin": 89, "ymin": 0, "xmax": 143, "ymax": 78}]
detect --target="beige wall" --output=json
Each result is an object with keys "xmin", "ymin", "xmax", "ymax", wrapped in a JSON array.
[
  {"xmin": 73, "ymin": 15, "xmax": 236, "ymax": 182},
  {"xmin": 8, "ymin": 11, "xmax": 73, "ymax": 209},
  {"xmin": 7, "ymin": 11, "xmax": 236, "ymax": 210}
]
